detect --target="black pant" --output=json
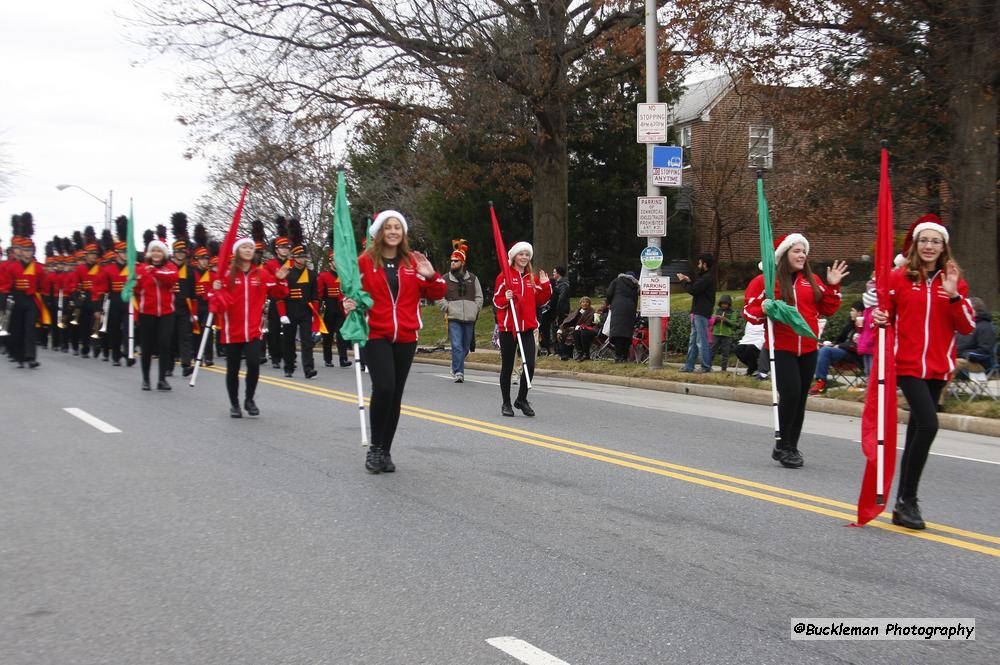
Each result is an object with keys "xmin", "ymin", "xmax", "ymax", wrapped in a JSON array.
[
  {"xmin": 773, "ymin": 350, "xmax": 817, "ymax": 450},
  {"xmin": 73, "ymin": 299, "xmax": 95, "ymax": 354},
  {"xmin": 611, "ymin": 336, "xmax": 630, "ymax": 361},
  {"xmin": 167, "ymin": 308, "xmax": 193, "ymax": 369},
  {"xmin": 711, "ymin": 336, "xmax": 734, "ymax": 370},
  {"xmin": 8, "ymin": 293, "xmax": 38, "ymax": 362},
  {"xmin": 499, "ymin": 330, "xmax": 536, "ymax": 405},
  {"xmin": 266, "ymin": 303, "xmax": 282, "ymax": 362},
  {"xmin": 321, "ymin": 303, "xmax": 349, "ymax": 364},
  {"xmin": 139, "ymin": 313, "xmax": 172, "ymax": 382},
  {"xmin": 366, "ymin": 339, "xmax": 417, "ymax": 452},
  {"xmin": 734, "ymin": 344, "xmax": 761, "ymax": 374},
  {"xmin": 107, "ymin": 299, "xmax": 127, "ymax": 362},
  {"xmin": 538, "ymin": 311, "xmax": 556, "ymax": 353},
  {"xmin": 196, "ymin": 303, "xmax": 213, "ymax": 363},
  {"xmin": 282, "ymin": 310, "xmax": 314, "ymax": 374},
  {"xmin": 225, "ymin": 341, "xmax": 261, "ymax": 406},
  {"xmin": 896, "ymin": 377, "xmax": 946, "ymax": 503},
  {"xmin": 572, "ymin": 328, "xmax": 596, "ymax": 358}
]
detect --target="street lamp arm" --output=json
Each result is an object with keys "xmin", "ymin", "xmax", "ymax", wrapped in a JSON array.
[{"xmin": 55, "ymin": 183, "xmax": 107, "ymax": 206}]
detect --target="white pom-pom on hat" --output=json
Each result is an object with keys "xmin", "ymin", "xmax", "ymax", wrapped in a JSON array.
[
  {"xmin": 507, "ymin": 241, "xmax": 533, "ymax": 263},
  {"xmin": 369, "ymin": 210, "xmax": 408, "ymax": 238}
]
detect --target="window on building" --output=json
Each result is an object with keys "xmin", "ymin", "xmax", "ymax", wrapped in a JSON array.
[
  {"xmin": 748, "ymin": 125, "xmax": 773, "ymax": 169},
  {"xmin": 679, "ymin": 125, "xmax": 692, "ymax": 167}
]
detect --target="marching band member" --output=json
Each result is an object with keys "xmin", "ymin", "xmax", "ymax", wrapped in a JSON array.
[
  {"xmin": 263, "ymin": 217, "xmax": 290, "ymax": 369},
  {"xmin": 1, "ymin": 213, "xmax": 49, "ymax": 368},
  {"xmin": 192, "ymin": 223, "xmax": 215, "ymax": 367},
  {"xmin": 281, "ymin": 218, "xmax": 318, "ymax": 379},
  {"xmin": 135, "ymin": 231, "xmax": 179, "ymax": 391},
  {"xmin": 209, "ymin": 236, "xmax": 289, "ymax": 418},
  {"xmin": 73, "ymin": 226, "xmax": 101, "ymax": 358},
  {"xmin": 344, "ymin": 210, "xmax": 447, "ymax": 474},
  {"xmin": 317, "ymin": 244, "xmax": 350, "ymax": 367},
  {"xmin": 168, "ymin": 213, "xmax": 196, "ymax": 377}
]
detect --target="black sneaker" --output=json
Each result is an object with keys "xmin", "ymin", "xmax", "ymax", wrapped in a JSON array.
[
  {"xmin": 325, "ymin": 361, "xmax": 335, "ymax": 367},
  {"xmin": 272, "ymin": 362, "xmax": 282, "ymax": 369},
  {"xmin": 81, "ymin": 351, "xmax": 90, "ymax": 359},
  {"xmin": 102, "ymin": 356, "xmax": 109, "ymax": 362},
  {"xmin": 182, "ymin": 365, "xmax": 194, "ymax": 377},
  {"xmin": 340, "ymin": 360, "xmax": 352, "ymax": 367},
  {"xmin": 141, "ymin": 380, "xmax": 151, "ymax": 391},
  {"xmin": 513, "ymin": 399, "xmax": 535, "ymax": 417},
  {"xmin": 381, "ymin": 452, "xmax": 396, "ymax": 473},
  {"xmin": 126, "ymin": 358, "xmax": 136, "ymax": 367},
  {"xmin": 230, "ymin": 404, "xmax": 242, "ymax": 418},
  {"xmin": 305, "ymin": 368, "xmax": 317, "ymax": 379},
  {"xmin": 284, "ymin": 370, "xmax": 294, "ymax": 377},
  {"xmin": 157, "ymin": 379, "xmax": 172, "ymax": 391},
  {"xmin": 780, "ymin": 448, "xmax": 804, "ymax": 468},
  {"xmin": 892, "ymin": 498, "xmax": 926, "ymax": 530},
  {"xmin": 501, "ymin": 403, "xmax": 515, "ymax": 417},
  {"xmin": 28, "ymin": 361, "xmax": 40, "ymax": 369},
  {"xmin": 244, "ymin": 399, "xmax": 260, "ymax": 416},
  {"xmin": 365, "ymin": 447, "xmax": 383, "ymax": 474},
  {"xmin": 112, "ymin": 360, "xmax": 122, "ymax": 367},
  {"xmin": 204, "ymin": 361, "xmax": 214, "ymax": 367}
]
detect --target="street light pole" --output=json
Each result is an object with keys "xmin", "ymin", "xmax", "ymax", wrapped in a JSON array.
[
  {"xmin": 56, "ymin": 184, "xmax": 113, "ymax": 231},
  {"xmin": 645, "ymin": 0, "xmax": 664, "ymax": 369}
]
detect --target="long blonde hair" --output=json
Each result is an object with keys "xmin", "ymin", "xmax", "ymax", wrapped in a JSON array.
[{"xmin": 365, "ymin": 225, "xmax": 412, "ymax": 269}]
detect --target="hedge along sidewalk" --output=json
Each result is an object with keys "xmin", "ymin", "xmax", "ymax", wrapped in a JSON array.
[{"xmin": 413, "ymin": 352, "xmax": 1000, "ymax": 439}]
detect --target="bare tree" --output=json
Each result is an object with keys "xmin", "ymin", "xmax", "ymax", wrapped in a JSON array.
[{"xmin": 137, "ymin": 0, "xmax": 687, "ymax": 271}]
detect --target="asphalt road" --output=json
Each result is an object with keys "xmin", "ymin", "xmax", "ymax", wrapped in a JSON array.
[{"xmin": 2, "ymin": 347, "xmax": 998, "ymax": 664}]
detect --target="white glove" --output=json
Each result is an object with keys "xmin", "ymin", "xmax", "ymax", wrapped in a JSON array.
[{"xmin": 280, "ymin": 315, "xmax": 291, "ymax": 325}]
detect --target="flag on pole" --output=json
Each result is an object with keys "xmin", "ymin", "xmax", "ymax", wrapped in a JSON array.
[
  {"xmin": 121, "ymin": 200, "xmax": 136, "ymax": 303},
  {"xmin": 216, "ymin": 184, "xmax": 250, "ymax": 286},
  {"xmin": 332, "ymin": 169, "xmax": 372, "ymax": 344},
  {"xmin": 756, "ymin": 176, "xmax": 817, "ymax": 339},
  {"xmin": 490, "ymin": 204, "xmax": 513, "ymax": 291},
  {"xmin": 854, "ymin": 145, "xmax": 898, "ymax": 526}
]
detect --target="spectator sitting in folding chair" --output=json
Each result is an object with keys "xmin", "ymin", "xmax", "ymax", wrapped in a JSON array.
[
  {"xmin": 955, "ymin": 297, "xmax": 996, "ymax": 377},
  {"xmin": 809, "ymin": 301, "xmax": 865, "ymax": 395},
  {"xmin": 556, "ymin": 297, "xmax": 598, "ymax": 361}
]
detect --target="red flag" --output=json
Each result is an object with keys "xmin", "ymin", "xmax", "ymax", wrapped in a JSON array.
[
  {"xmin": 215, "ymin": 184, "xmax": 250, "ymax": 286},
  {"xmin": 854, "ymin": 146, "xmax": 898, "ymax": 526},
  {"xmin": 489, "ymin": 203, "xmax": 513, "ymax": 290}
]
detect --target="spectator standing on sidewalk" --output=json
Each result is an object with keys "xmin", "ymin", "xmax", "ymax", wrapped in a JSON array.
[
  {"xmin": 438, "ymin": 244, "xmax": 482, "ymax": 383},
  {"xmin": 710, "ymin": 294, "xmax": 738, "ymax": 371},
  {"xmin": 677, "ymin": 254, "xmax": 716, "ymax": 373},
  {"xmin": 539, "ymin": 266, "xmax": 570, "ymax": 356}
]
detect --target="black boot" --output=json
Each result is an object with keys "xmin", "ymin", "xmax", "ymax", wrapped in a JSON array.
[
  {"xmin": 513, "ymin": 398, "xmax": 535, "ymax": 417},
  {"xmin": 305, "ymin": 368, "xmax": 317, "ymax": 379},
  {"xmin": 501, "ymin": 403, "xmax": 515, "ymax": 417},
  {"xmin": 892, "ymin": 498, "xmax": 926, "ymax": 530},
  {"xmin": 381, "ymin": 450, "xmax": 395, "ymax": 473},
  {"xmin": 243, "ymin": 398, "xmax": 259, "ymax": 416},
  {"xmin": 230, "ymin": 403, "xmax": 242, "ymax": 418},
  {"xmin": 182, "ymin": 365, "xmax": 194, "ymax": 377},
  {"xmin": 157, "ymin": 379, "xmax": 172, "ymax": 391},
  {"xmin": 365, "ymin": 446, "xmax": 383, "ymax": 474}
]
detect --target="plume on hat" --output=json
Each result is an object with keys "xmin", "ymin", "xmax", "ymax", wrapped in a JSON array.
[
  {"xmin": 10, "ymin": 214, "xmax": 21, "ymax": 238},
  {"xmin": 193, "ymin": 222, "xmax": 208, "ymax": 249},
  {"xmin": 20, "ymin": 212, "xmax": 34, "ymax": 238},
  {"xmin": 72, "ymin": 231, "xmax": 84, "ymax": 252},
  {"xmin": 99, "ymin": 229, "xmax": 114, "ymax": 252},
  {"xmin": 115, "ymin": 215, "xmax": 129, "ymax": 243},
  {"xmin": 143, "ymin": 229, "xmax": 155, "ymax": 248},
  {"xmin": 208, "ymin": 239, "xmax": 220, "ymax": 258},
  {"xmin": 170, "ymin": 212, "xmax": 189, "ymax": 243},
  {"xmin": 288, "ymin": 217, "xmax": 303, "ymax": 248},
  {"xmin": 155, "ymin": 224, "xmax": 167, "ymax": 242},
  {"xmin": 274, "ymin": 215, "xmax": 288, "ymax": 239},
  {"xmin": 252, "ymin": 219, "xmax": 265, "ymax": 244},
  {"xmin": 84, "ymin": 225, "xmax": 97, "ymax": 247},
  {"xmin": 45, "ymin": 240, "xmax": 54, "ymax": 258}
]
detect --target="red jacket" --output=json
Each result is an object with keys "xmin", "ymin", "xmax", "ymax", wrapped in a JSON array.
[
  {"xmin": 885, "ymin": 267, "xmax": 975, "ymax": 380},
  {"xmin": 743, "ymin": 272, "xmax": 842, "ymax": 355},
  {"xmin": 75, "ymin": 262, "xmax": 102, "ymax": 295},
  {"xmin": 317, "ymin": 270, "xmax": 344, "ymax": 315},
  {"xmin": 492, "ymin": 270, "xmax": 552, "ymax": 333},
  {"xmin": 135, "ymin": 262, "xmax": 179, "ymax": 316},
  {"xmin": 208, "ymin": 266, "xmax": 288, "ymax": 344},
  {"xmin": 2, "ymin": 260, "xmax": 48, "ymax": 296},
  {"xmin": 358, "ymin": 252, "xmax": 447, "ymax": 343}
]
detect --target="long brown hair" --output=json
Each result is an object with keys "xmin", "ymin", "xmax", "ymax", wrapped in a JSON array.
[
  {"xmin": 365, "ymin": 226, "xmax": 412, "ymax": 269},
  {"xmin": 905, "ymin": 234, "xmax": 957, "ymax": 283},
  {"xmin": 776, "ymin": 253, "xmax": 821, "ymax": 305},
  {"xmin": 509, "ymin": 257, "xmax": 534, "ymax": 278}
]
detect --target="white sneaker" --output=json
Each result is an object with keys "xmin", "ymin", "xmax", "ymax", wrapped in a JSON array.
[{"xmin": 454, "ymin": 373, "xmax": 464, "ymax": 383}]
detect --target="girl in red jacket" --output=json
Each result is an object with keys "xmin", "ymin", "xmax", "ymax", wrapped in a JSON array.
[
  {"xmin": 873, "ymin": 215, "xmax": 975, "ymax": 529},
  {"xmin": 492, "ymin": 241, "xmax": 552, "ymax": 417},
  {"xmin": 744, "ymin": 233, "xmax": 848, "ymax": 468},
  {"xmin": 135, "ymin": 237, "xmax": 179, "ymax": 391},
  {"xmin": 343, "ymin": 210, "xmax": 446, "ymax": 474},
  {"xmin": 209, "ymin": 237, "xmax": 289, "ymax": 418}
]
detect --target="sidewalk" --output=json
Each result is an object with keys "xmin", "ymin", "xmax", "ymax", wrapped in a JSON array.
[{"xmin": 414, "ymin": 352, "xmax": 1000, "ymax": 439}]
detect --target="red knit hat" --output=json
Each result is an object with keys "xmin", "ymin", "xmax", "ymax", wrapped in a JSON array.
[{"xmin": 773, "ymin": 233, "xmax": 809, "ymax": 261}]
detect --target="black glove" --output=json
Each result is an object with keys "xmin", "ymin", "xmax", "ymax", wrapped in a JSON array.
[{"xmin": 0, "ymin": 294, "xmax": 7, "ymax": 312}]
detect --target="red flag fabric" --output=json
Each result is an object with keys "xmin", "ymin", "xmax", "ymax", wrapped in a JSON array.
[
  {"xmin": 854, "ymin": 147, "xmax": 898, "ymax": 526},
  {"xmin": 489, "ymin": 204, "xmax": 513, "ymax": 290},
  {"xmin": 215, "ymin": 184, "xmax": 250, "ymax": 286}
]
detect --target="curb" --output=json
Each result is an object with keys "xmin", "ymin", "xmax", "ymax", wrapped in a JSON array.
[{"xmin": 414, "ymin": 357, "xmax": 1000, "ymax": 438}]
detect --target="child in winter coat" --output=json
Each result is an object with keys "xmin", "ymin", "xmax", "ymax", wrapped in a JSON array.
[{"xmin": 709, "ymin": 294, "xmax": 737, "ymax": 371}]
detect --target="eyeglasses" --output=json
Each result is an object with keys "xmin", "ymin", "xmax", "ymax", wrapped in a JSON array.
[{"xmin": 917, "ymin": 238, "xmax": 944, "ymax": 246}]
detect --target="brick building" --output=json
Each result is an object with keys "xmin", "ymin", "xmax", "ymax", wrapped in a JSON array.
[{"xmin": 671, "ymin": 76, "xmax": 932, "ymax": 267}]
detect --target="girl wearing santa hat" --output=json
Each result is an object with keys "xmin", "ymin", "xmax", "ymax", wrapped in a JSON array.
[
  {"xmin": 135, "ymin": 235, "xmax": 179, "ymax": 391},
  {"xmin": 872, "ymin": 215, "xmax": 975, "ymax": 530},
  {"xmin": 343, "ymin": 210, "xmax": 447, "ymax": 474},
  {"xmin": 492, "ymin": 241, "xmax": 552, "ymax": 417},
  {"xmin": 209, "ymin": 237, "xmax": 290, "ymax": 418},
  {"xmin": 744, "ymin": 233, "xmax": 849, "ymax": 468}
]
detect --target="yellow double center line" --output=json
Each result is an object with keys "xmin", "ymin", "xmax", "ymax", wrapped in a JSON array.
[{"xmin": 206, "ymin": 367, "xmax": 1000, "ymax": 557}]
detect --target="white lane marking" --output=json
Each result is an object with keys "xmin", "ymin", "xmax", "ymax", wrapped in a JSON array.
[
  {"xmin": 63, "ymin": 408, "xmax": 121, "ymax": 434},
  {"xmin": 486, "ymin": 637, "xmax": 571, "ymax": 665},
  {"xmin": 851, "ymin": 441, "xmax": 1000, "ymax": 467}
]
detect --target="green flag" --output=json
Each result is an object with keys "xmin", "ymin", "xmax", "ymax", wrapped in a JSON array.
[
  {"xmin": 332, "ymin": 169, "xmax": 372, "ymax": 344},
  {"xmin": 757, "ymin": 176, "xmax": 817, "ymax": 339},
  {"xmin": 121, "ymin": 199, "xmax": 136, "ymax": 303}
]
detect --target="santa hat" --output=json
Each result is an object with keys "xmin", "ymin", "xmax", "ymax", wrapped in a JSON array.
[
  {"xmin": 507, "ymin": 241, "xmax": 533, "ymax": 262},
  {"xmin": 232, "ymin": 236, "xmax": 255, "ymax": 254},
  {"xmin": 145, "ymin": 238, "xmax": 169, "ymax": 255},
  {"xmin": 369, "ymin": 210, "xmax": 408, "ymax": 237},
  {"xmin": 902, "ymin": 213, "xmax": 949, "ymax": 257},
  {"xmin": 773, "ymin": 233, "xmax": 809, "ymax": 261}
]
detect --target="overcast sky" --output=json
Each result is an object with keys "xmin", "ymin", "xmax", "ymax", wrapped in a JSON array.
[{"xmin": 0, "ymin": 0, "xmax": 208, "ymax": 249}]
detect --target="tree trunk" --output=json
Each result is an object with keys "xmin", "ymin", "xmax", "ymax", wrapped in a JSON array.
[
  {"xmin": 946, "ymin": 5, "xmax": 999, "ymax": 309},
  {"xmin": 531, "ymin": 117, "xmax": 569, "ymax": 273}
]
